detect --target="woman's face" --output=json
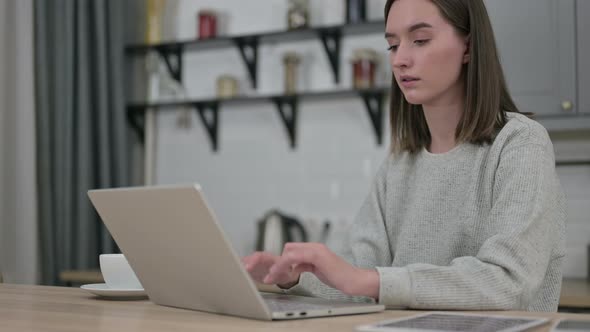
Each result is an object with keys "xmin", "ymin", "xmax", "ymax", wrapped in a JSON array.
[{"xmin": 386, "ymin": 0, "xmax": 469, "ymax": 106}]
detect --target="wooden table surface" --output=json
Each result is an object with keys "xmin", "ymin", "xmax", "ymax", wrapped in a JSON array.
[{"xmin": 1, "ymin": 284, "xmax": 590, "ymax": 332}]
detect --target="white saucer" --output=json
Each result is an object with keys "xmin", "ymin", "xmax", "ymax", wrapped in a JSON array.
[{"xmin": 80, "ymin": 283, "xmax": 147, "ymax": 299}]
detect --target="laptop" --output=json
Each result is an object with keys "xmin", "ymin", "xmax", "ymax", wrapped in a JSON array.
[{"xmin": 87, "ymin": 184, "xmax": 385, "ymax": 320}]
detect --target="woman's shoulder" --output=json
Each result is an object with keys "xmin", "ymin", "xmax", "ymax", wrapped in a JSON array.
[
  {"xmin": 371, "ymin": 150, "xmax": 413, "ymax": 179},
  {"xmin": 493, "ymin": 112, "xmax": 552, "ymax": 151}
]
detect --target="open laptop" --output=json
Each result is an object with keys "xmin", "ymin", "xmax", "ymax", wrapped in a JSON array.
[{"xmin": 87, "ymin": 184, "xmax": 385, "ymax": 320}]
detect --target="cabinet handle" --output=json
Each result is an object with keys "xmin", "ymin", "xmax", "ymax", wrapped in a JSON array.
[{"xmin": 561, "ymin": 100, "xmax": 574, "ymax": 112}]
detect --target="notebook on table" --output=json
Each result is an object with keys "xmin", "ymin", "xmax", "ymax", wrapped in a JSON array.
[{"xmin": 356, "ymin": 312, "xmax": 549, "ymax": 332}]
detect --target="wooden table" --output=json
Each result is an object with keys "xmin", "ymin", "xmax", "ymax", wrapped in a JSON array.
[{"xmin": 1, "ymin": 284, "xmax": 590, "ymax": 332}]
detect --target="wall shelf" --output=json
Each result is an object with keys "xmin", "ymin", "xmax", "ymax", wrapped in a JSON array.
[
  {"xmin": 125, "ymin": 20, "xmax": 388, "ymax": 151},
  {"xmin": 127, "ymin": 87, "xmax": 389, "ymax": 151},
  {"xmin": 126, "ymin": 20, "xmax": 385, "ymax": 87}
]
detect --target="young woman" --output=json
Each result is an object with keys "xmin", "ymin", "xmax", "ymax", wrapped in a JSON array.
[{"xmin": 243, "ymin": 0, "xmax": 566, "ymax": 312}]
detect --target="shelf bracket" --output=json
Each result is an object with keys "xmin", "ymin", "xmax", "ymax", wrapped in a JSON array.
[
  {"xmin": 318, "ymin": 28, "xmax": 342, "ymax": 84},
  {"xmin": 233, "ymin": 36, "xmax": 259, "ymax": 89},
  {"xmin": 127, "ymin": 106, "xmax": 146, "ymax": 142},
  {"xmin": 156, "ymin": 45, "xmax": 184, "ymax": 83},
  {"xmin": 194, "ymin": 102, "xmax": 220, "ymax": 151},
  {"xmin": 271, "ymin": 96, "xmax": 298, "ymax": 149},
  {"xmin": 360, "ymin": 90, "xmax": 385, "ymax": 145}
]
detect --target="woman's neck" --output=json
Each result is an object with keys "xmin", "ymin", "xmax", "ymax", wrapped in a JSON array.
[{"xmin": 422, "ymin": 97, "xmax": 464, "ymax": 154}]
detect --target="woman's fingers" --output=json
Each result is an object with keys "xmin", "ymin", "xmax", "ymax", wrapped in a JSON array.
[
  {"xmin": 243, "ymin": 252, "xmax": 275, "ymax": 268},
  {"xmin": 242, "ymin": 252, "xmax": 279, "ymax": 283},
  {"xmin": 245, "ymin": 244, "xmax": 341, "ymax": 287},
  {"xmin": 263, "ymin": 243, "xmax": 325, "ymax": 284},
  {"xmin": 247, "ymin": 244, "xmax": 374, "ymax": 297}
]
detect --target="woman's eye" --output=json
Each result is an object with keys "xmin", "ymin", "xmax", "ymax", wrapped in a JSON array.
[
  {"xmin": 414, "ymin": 39, "xmax": 430, "ymax": 46},
  {"xmin": 387, "ymin": 45, "xmax": 399, "ymax": 52}
]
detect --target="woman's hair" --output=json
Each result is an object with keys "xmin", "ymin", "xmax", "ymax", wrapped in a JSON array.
[{"xmin": 384, "ymin": 0, "xmax": 524, "ymax": 153}]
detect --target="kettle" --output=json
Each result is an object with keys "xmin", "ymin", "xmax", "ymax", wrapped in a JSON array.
[{"xmin": 255, "ymin": 209, "xmax": 308, "ymax": 256}]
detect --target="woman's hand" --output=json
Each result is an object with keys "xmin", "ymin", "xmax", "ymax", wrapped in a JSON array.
[
  {"xmin": 241, "ymin": 251, "xmax": 300, "ymax": 288},
  {"xmin": 263, "ymin": 243, "xmax": 380, "ymax": 299}
]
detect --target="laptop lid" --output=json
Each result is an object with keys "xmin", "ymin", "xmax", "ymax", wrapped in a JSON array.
[{"xmin": 88, "ymin": 184, "xmax": 273, "ymax": 320}]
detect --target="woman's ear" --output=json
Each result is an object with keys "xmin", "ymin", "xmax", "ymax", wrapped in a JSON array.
[{"xmin": 463, "ymin": 35, "xmax": 471, "ymax": 64}]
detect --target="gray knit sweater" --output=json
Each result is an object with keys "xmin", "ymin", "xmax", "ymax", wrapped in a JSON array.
[{"xmin": 288, "ymin": 112, "xmax": 566, "ymax": 312}]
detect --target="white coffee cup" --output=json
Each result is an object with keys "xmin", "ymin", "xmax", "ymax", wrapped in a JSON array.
[{"xmin": 99, "ymin": 254, "xmax": 143, "ymax": 290}]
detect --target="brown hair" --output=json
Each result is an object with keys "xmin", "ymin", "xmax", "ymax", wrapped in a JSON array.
[{"xmin": 384, "ymin": 0, "xmax": 525, "ymax": 153}]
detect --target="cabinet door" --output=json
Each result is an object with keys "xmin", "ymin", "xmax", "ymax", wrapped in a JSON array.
[
  {"xmin": 578, "ymin": 0, "xmax": 590, "ymax": 114},
  {"xmin": 484, "ymin": 0, "xmax": 576, "ymax": 115}
]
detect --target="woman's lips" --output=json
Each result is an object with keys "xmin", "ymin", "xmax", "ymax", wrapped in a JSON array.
[{"xmin": 400, "ymin": 77, "xmax": 420, "ymax": 88}]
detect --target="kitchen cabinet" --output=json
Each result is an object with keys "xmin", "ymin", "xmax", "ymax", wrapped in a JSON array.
[
  {"xmin": 577, "ymin": 0, "xmax": 590, "ymax": 114},
  {"xmin": 485, "ymin": 0, "xmax": 577, "ymax": 116}
]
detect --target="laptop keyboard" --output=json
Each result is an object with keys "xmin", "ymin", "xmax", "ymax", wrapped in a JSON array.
[{"xmin": 263, "ymin": 295, "xmax": 336, "ymax": 312}]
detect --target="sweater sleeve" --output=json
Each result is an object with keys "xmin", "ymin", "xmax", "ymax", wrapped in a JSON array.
[
  {"xmin": 285, "ymin": 156, "xmax": 393, "ymax": 303},
  {"xmin": 377, "ymin": 141, "xmax": 566, "ymax": 310}
]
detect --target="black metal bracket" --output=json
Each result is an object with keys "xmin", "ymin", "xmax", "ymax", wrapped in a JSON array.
[
  {"xmin": 318, "ymin": 28, "xmax": 342, "ymax": 84},
  {"xmin": 233, "ymin": 37, "xmax": 259, "ymax": 89},
  {"xmin": 194, "ymin": 102, "xmax": 220, "ymax": 151},
  {"xmin": 360, "ymin": 91, "xmax": 385, "ymax": 145},
  {"xmin": 271, "ymin": 96, "xmax": 298, "ymax": 149},
  {"xmin": 127, "ymin": 106, "xmax": 145, "ymax": 142},
  {"xmin": 155, "ymin": 45, "xmax": 184, "ymax": 83}
]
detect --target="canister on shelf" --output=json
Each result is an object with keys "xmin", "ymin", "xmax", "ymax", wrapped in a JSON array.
[
  {"xmin": 198, "ymin": 9, "xmax": 217, "ymax": 39},
  {"xmin": 351, "ymin": 48, "xmax": 378, "ymax": 89},
  {"xmin": 287, "ymin": 0, "xmax": 310, "ymax": 30},
  {"xmin": 283, "ymin": 52, "xmax": 301, "ymax": 95},
  {"xmin": 345, "ymin": 0, "xmax": 366, "ymax": 24},
  {"xmin": 146, "ymin": 0, "xmax": 165, "ymax": 44},
  {"xmin": 216, "ymin": 75, "xmax": 238, "ymax": 99}
]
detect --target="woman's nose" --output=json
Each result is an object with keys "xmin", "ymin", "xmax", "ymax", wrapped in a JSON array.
[{"xmin": 392, "ymin": 44, "xmax": 411, "ymax": 69}]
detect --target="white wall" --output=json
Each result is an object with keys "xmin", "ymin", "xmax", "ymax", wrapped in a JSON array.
[
  {"xmin": 146, "ymin": 0, "xmax": 590, "ymax": 277},
  {"xmin": 0, "ymin": 0, "xmax": 39, "ymax": 284}
]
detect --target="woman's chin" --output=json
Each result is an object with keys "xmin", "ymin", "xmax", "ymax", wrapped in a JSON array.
[
  {"xmin": 402, "ymin": 94, "xmax": 425, "ymax": 105},
  {"xmin": 400, "ymin": 89, "xmax": 429, "ymax": 105}
]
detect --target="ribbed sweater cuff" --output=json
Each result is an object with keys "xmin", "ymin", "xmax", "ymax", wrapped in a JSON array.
[
  {"xmin": 281, "ymin": 272, "xmax": 314, "ymax": 297},
  {"xmin": 376, "ymin": 267, "xmax": 412, "ymax": 308}
]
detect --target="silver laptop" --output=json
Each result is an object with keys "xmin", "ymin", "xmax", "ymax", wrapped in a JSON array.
[{"xmin": 87, "ymin": 184, "xmax": 385, "ymax": 320}]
